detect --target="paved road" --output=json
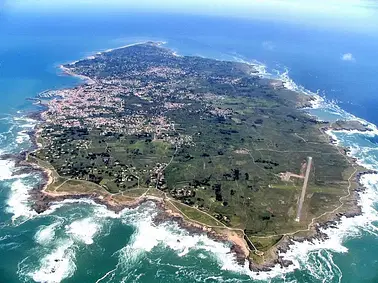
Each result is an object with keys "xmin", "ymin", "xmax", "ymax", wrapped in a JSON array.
[{"xmin": 295, "ymin": 156, "xmax": 313, "ymax": 222}]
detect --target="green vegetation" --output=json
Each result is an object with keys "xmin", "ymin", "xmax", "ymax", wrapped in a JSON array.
[
  {"xmin": 32, "ymin": 42, "xmax": 356, "ymax": 255},
  {"xmin": 169, "ymin": 199, "xmax": 225, "ymax": 227}
]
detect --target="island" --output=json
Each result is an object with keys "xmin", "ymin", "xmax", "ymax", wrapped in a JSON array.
[{"xmin": 26, "ymin": 42, "xmax": 365, "ymax": 270}]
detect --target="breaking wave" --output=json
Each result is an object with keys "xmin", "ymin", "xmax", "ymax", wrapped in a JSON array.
[
  {"xmin": 17, "ymin": 202, "xmax": 117, "ymax": 282},
  {"xmin": 66, "ymin": 217, "xmax": 101, "ymax": 245},
  {"xmin": 30, "ymin": 239, "xmax": 77, "ymax": 283},
  {"xmin": 1, "ymin": 160, "xmax": 41, "ymax": 224},
  {"xmin": 6, "ymin": 178, "xmax": 38, "ymax": 223}
]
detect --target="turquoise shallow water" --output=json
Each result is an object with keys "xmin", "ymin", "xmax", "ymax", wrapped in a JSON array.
[{"xmin": 1, "ymin": 12, "xmax": 378, "ymax": 283}]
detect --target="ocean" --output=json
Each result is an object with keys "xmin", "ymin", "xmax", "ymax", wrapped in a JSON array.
[{"xmin": 1, "ymin": 12, "xmax": 378, "ymax": 283}]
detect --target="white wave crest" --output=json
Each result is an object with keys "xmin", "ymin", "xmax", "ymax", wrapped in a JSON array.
[
  {"xmin": 15, "ymin": 131, "xmax": 30, "ymax": 144},
  {"xmin": 6, "ymin": 178, "xmax": 37, "ymax": 223},
  {"xmin": 40, "ymin": 199, "xmax": 100, "ymax": 215},
  {"xmin": 118, "ymin": 212, "xmax": 238, "ymax": 271},
  {"xmin": 0, "ymin": 159, "xmax": 16, "ymax": 180},
  {"xmin": 231, "ymin": 56, "xmax": 268, "ymax": 77},
  {"xmin": 25, "ymin": 203, "xmax": 118, "ymax": 282},
  {"xmin": 13, "ymin": 116, "xmax": 37, "ymax": 125},
  {"xmin": 0, "ymin": 115, "xmax": 36, "ymax": 155},
  {"xmin": 41, "ymin": 198, "xmax": 124, "ymax": 218},
  {"xmin": 35, "ymin": 222, "xmax": 62, "ymax": 245},
  {"xmin": 66, "ymin": 217, "xmax": 100, "ymax": 245},
  {"xmin": 113, "ymin": 202, "xmax": 293, "ymax": 281}
]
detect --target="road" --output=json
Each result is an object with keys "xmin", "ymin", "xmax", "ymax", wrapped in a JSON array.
[{"xmin": 295, "ymin": 156, "xmax": 313, "ymax": 222}]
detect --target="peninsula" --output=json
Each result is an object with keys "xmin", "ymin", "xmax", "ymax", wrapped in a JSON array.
[{"xmin": 27, "ymin": 42, "xmax": 364, "ymax": 270}]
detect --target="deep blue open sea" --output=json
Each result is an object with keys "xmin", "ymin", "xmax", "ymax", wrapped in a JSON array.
[{"xmin": 1, "ymin": 12, "xmax": 378, "ymax": 283}]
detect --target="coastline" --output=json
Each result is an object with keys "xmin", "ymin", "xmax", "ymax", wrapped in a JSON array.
[
  {"xmin": 59, "ymin": 65, "xmax": 96, "ymax": 85},
  {"xmin": 4, "ymin": 41, "xmax": 376, "ymax": 273}
]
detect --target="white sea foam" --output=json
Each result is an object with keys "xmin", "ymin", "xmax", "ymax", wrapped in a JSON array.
[
  {"xmin": 35, "ymin": 222, "xmax": 62, "ymax": 245},
  {"xmin": 41, "ymin": 198, "xmax": 124, "ymax": 218},
  {"xmin": 15, "ymin": 130, "xmax": 30, "ymax": 144},
  {"xmin": 0, "ymin": 159, "xmax": 16, "ymax": 180},
  {"xmin": 18, "ymin": 122, "xmax": 35, "ymax": 129},
  {"xmin": 27, "ymin": 179, "xmax": 377, "ymax": 282},
  {"xmin": 0, "ymin": 114, "xmax": 40, "ymax": 225},
  {"xmin": 331, "ymin": 132, "xmax": 378, "ymax": 171},
  {"xmin": 0, "ymin": 115, "xmax": 36, "ymax": 155},
  {"xmin": 231, "ymin": 56, "xmax": 269, "ymax": 77},
  {"xmin": 66, "ymin": 217, "xmax": 100, "ymax": 245},
  {"xmin": 34, "ymin": 200, "xmax": 287, "ymax": 281},
  {"xmin": 30, "ymin": 239, "xmax": 76, "ymax": 283},
  {"xmin": 172, "ymin": 51, "xmax": 183, "ymax": 57},
  {"xmin": 40, "ymin": 199, "xmax": 96, "ymax": 215},
  {"xmin": 13, "ymin": 116, "xmax": 37, "ymax": 125},
  {"xmin": 325, "ymin": 129, "xmax": 341, "ymax": 146},
  {"xmin": 118, "ymin": 205, "xmax": 236, "ymax": 268},
  {"xmin": 112, "ymin": 202, "xmax": 292, "ymax": 281},
  {"xmin": 268, "ymin": 66, "xmax": 373, "ymax": 129},
  {"xmin": 6, "ymin": 178, "xmax": 37, "ymax": 223},
  {"xmin": 25, "ymin": 201, "xmax": 130, "ymax": 282},
  {"xmin": 25, "ymin": 203, "xmax": 119, "ymax": 282}
]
